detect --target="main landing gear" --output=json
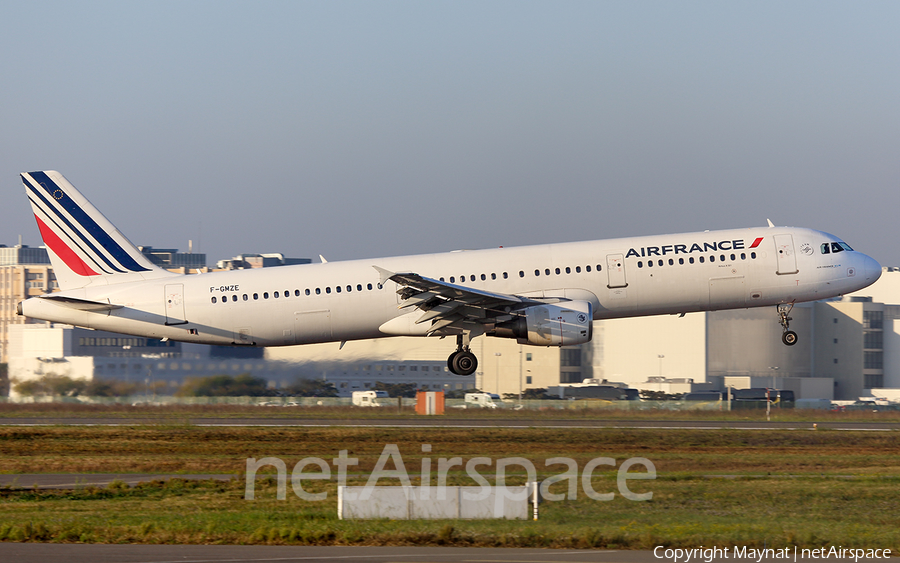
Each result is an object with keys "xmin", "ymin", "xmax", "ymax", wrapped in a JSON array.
[
  {"xmin": 447, "ymin": 333, "xmax": 478, "ymax": 376},
  {"xmin": 778, "ymin": 303, "xmax": 798, "ymax": 346}
]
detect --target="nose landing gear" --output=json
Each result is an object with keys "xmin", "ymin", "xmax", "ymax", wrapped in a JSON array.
[
  {"xmin": 777, "ymin": 303, "xmax": 798, "ymax": 346},
  {"xmin": 447, "ymin": 333, "xmax": 478, "ymax": 376}
]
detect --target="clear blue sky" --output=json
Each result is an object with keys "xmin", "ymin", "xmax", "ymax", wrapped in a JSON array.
[{"xmin": 2, "ymin": 1, "xmax": 898, "ymax": 266}]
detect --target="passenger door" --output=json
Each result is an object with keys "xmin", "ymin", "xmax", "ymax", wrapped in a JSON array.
[
  {"xmin": 774, "ymin": 234, "xmax": 799, "ymax": 275},
  {"xmin": 164, "ymin": 284, "xmax": 187, "ymax": 325},
  {"xmin": 606, "ymin": 253, "xmax": 627, "ymax": 288}
]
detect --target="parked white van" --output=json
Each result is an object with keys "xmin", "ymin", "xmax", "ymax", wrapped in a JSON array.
[
  {"xmin": 464, "ymin": 392, "xmax": 500, "ymax": 409},
  {"xmin": 352, "ymin": 390, "xmax": 389, "ymax": 407}
]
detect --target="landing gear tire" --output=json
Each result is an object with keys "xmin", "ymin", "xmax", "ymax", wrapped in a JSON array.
[
  {"xmin": 776, "ymin": 303, "xmax": 797, "ymax": 347},
  {"xmin": 450, "ymin": 350, "xmax": 477, "ymax": 376},
  {"xmin": 447, "ymin": 351, "xmax": 459, "ymax": 372},
  {"xmin": 782, "ymin": 330, "xmax": 798, "ymax": 346},
  {"xmin": 448, "ymin": 333, "xmax": 479, "ymax": 376},
  {"xmin": 452, "ymin": 351, "xmax": 478, "ymax": 376}
]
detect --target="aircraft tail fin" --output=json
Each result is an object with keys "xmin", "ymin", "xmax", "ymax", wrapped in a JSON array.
[{"xmin": 21, "ymin": 171, "xmax": 176, "ymax": 290}]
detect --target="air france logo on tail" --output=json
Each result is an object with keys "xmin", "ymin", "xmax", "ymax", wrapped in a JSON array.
[{"xmin": 22, "ymin": 171, "xmax": 151, "ymax": 277}]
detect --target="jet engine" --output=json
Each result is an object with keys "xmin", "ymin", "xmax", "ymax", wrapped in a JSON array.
[{"xmin": 488, "ymin": 300, "xmax": 592, "ymax": 346}]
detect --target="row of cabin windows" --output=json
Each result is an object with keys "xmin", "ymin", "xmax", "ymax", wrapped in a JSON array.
[
  {"xmin": 440, "ymin": 264, "xmax": 601, "ymax": 283},
  {"xmin": 636, "ymin": 252, "xmax": 757, "ymax": 269},
  {"xmin": 211, "ymin": 282, "xmax": 385, "ymax": 304},
  {"xmin": 210, "ymin": 263, "xmax": 606, "ymax": 304}
]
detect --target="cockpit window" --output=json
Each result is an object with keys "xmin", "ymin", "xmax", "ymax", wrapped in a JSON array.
[{"xmin": 823, "ymin": 241, "xmax": 854, "ymax": 254}]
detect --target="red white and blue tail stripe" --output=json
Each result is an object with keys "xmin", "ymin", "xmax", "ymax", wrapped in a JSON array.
[{"xmin": 22, "ymin": 171, "xmax": 173, "ymax": 290}]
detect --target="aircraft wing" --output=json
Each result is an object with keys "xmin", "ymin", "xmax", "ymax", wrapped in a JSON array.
[{"xmin": 373, "ymin": 266, "xmax": 539, "ymax": 336}]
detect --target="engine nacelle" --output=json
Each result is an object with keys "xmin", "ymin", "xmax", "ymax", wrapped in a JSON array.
[{"xmin": 488, "ymin": 300, "xmax": 593, "ymax": 347}]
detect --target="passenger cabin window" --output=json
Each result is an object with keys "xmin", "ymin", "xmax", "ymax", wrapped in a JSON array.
[{"xmin": 264, "ymin": 292, "xmax": 269, "ymax": 299}]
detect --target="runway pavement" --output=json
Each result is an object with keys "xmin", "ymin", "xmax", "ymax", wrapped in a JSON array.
[
  {"xmin": 1, "ymin": 417, "xmax": 899, "ymax": 430},
  {"xmin": 0, "ymin": 473, "xmax": 237, "ymax": 489}
]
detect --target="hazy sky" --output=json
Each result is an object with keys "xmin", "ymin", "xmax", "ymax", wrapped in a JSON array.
[{"xmin": 2, "ymin": 1, "xmax": 898, "ymax": 266}]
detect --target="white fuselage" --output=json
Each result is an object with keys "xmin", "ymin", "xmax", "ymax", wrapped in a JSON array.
[{"xmin": 21, "ymin": 226, "xmax": 881, "ymax": 348}]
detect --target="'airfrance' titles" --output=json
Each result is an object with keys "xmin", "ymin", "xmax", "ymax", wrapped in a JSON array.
[{"xmin": 626, "ymin": 239, "xmax": 751, "ymax": 259}]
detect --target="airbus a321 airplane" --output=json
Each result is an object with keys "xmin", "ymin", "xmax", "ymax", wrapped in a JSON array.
[{"xmin": 18, "ymin": 171, "xmax": 882, "ymax": 376}]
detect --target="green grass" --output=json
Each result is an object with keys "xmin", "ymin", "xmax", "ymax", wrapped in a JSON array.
[
  {"xmin": 1, "ymin": 476, "xmax": 899, "ymax": 548},
  {"xmin": 1, "ymin": 425, "xmax": 899, "ymax": 547}
]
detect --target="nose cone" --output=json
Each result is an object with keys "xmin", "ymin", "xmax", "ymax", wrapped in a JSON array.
[{"xmin": 863, "ymin": 254, "xmax": 882, "ymax": 283}]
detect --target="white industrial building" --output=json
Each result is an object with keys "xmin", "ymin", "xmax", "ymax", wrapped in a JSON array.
[{"xmin": 592, "ymin": 268, "xmax": 900, "ymax": 401}]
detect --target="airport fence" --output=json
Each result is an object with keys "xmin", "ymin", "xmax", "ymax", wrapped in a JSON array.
[{"xmin": 1, "ymin": 395, "xmax": 738, "ymax": 410}]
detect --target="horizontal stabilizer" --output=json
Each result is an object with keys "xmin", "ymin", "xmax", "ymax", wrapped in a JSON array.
[{"xmin": 39, "ymin": 295, "xmax": 123, "ymax": 312}]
